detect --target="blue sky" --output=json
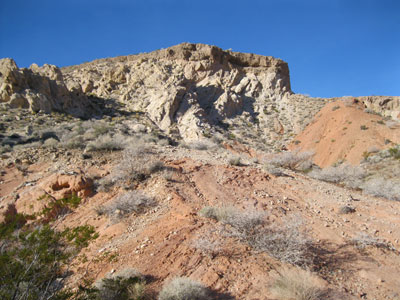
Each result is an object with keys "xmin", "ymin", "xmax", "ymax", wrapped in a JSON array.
[{"xmin": 1, "ymin": 0, "xmax": 399, "ymax": 97}]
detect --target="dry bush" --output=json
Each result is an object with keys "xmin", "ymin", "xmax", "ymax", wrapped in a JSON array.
[
  {"xmin": 228, "ymin": 156, "xmax": 242, "ymax": 166},
  {"xmin": 249, "ymin": 215, "xmax": 312, "ymax": 266},
  {"xmin": 85, "ymin": 134, "xmax": 125, "ymax": 152},
  {"xmin": 43, "ymin": 137, "xmax": 59, "ymax": 148},
  {"xmin": 60, "ymin": 132, "xmax": 85, "ymax": 149},
  {"xmin": 200, "ymin": 207, "xmax": 311, "ymax": 266},
  {"xmin": 309, "ymin": 163, "xmax": 365, "ymax": 189},
  {"xmin": 186, "ymin": 139, "xmax": 216, "ymax": 151},
  {"xmin": 350, "ymin": 233, "xmax": 394, "ymax": 250},
  {"xmin": 191, "ymin": 232, "xmax": 222, "ymax": 258},
  {"xmin": 270, "ymin": 267, "xmax": 325, "ymax": 300},
  {"xmin": 158, "ymin": 277, "xmax": 209, "ymax": 300},
  {"xmin": 362, "ymin": 178, "xmax": 400, "ymax": 201},
  {"xmin": 99, "ymin": 191, "xmax": 155, "ymax": 221},
  {"xmin": 114, "ymin": 144, "xmax": 164, "ymax": 182},
  {"xmin": 96, "ymin": 143, "xmax": 164, "ymax": 191},
  {"xmin": 269, "ymin": 150, "xmax": 314, "ymax": 171}
]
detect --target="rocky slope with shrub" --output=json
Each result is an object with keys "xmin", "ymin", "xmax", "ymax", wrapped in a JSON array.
[{"xmin": 1, "ymin": 44, "xmax": 400, "ymax": 299}]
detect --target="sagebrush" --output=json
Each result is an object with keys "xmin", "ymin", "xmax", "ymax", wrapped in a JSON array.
[{"xmin": 158, "ymin": 277, "xmax": 209, "ymax": 300}]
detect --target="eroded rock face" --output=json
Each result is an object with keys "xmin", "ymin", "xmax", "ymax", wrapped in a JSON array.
[
  {"xmin": 62, "ymin": 43, "xmax": 296, "ymax": 141},
  {"xmin": 360, "ymin": 96, "xmax": 400, "ymax": 120},
  {"xmin": 0, "ymin": 58, "xmax": 91, "ymax": 117}
]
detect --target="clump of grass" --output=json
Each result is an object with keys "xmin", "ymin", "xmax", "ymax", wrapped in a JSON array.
[
  {"xmin": 270, "ymin": 267, "xmax": 325, "ymax": 300},
  {"xmin": 158, "ymin": 277, "xmax": 209, "ymax": 300}
]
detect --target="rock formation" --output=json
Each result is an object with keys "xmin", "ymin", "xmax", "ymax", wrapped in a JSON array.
[
  {"xmin": 1, "ymin": 43, "xmax": 399, "ymax": 148},
  {"xmin": 0, "ymin": 58, "xmax": 91, "ymax": 117}
]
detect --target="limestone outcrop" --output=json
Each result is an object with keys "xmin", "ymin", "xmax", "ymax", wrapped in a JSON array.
[
  {"xmin": 62, "ymin": 43, "xmax": 326, "ymax": 146},
  {"xmin": 0, "ymin": 58, "xmax": 91, "ymax": 117}
]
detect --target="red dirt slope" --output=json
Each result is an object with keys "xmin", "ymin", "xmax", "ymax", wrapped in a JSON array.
[{"xmin": 289, "ymin": 100, "xmax": 400, "ymax": 167}]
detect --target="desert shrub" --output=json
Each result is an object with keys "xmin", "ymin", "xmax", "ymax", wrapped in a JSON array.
[
  {"xmin": 95, "ymin": 268, "xmax": 145, "ymax": 300},
  {"xmin": 350, "ymin": 233, "xmax": 394, "ymax": 250},
  {"xmin": 0, "ymin": 210, "xmax": 98, "ymax": 300},
  {"xmin": 60, "ymin": 132, "xmax": 85, "ymax": 149},
  {"xmin": 158, "ymin": 277, "xmax": 209, "ymax": 300},
  {"xmin": 309, "ymin": 163, "xmax": 365, "ymax": 189},
  {"xmin": 249, "ymin": 214, "xmax": 311, "ymax": 266},
  {"xmin": 362, "ymin": 178, "xmax": 400, "ymax": 201},
  {"xmin": 92, "ymin": 121, "xmax": 111, "ymax": 137},
  {"xmin": 114, "ymin": 145, "xmax": 163, "ymax": 182},
  {"xmin": 43, "ymin": 137, "xmax": 59, "ymax": 148},
  {"xmin": 191, "ymin": 231, "xmax": 222, "ymax": 258},
  {"xmin": 360, "ymin": 125, "xmax": 368, "ymax": 130},
  {"xmin": 338, "ymin": 206, "xmax": 356, "ymax": 214},
  {"xmin": 85, "ymin": 134, "xmax": 125, "ymax": 152},
  {"xmin": 38, "ymin": 194, "xmax": 82, "ymax": 223},
  {"xmin": 188, "ymin": 140, "xmax": 215, "ymax": 151},
  {"xmin": 0, "ymin": 144, "xmax": 12, "ymax": 153},
  {"xmin": 228, "ymin": 156, "xmax": 242, "ymax": 166},
  {"xmin": 388, "ymin": 145, "xmax": 400, "ymax": 159},
  {"xmin": 270, "ymin": 267, "xmax": 325, "ymax": 300},
  {"xmin": 96, "ymin": 174, "xmax": 116, "ymax": 193},
  {"xmin": 269, "ymin": 150, "xmax": 314, "ymax": 171},
  {"xmin": 200, "ymin": 207, "xmax": 310, "ymax": 266},
  {"xmin": 100, "ymin": 191, "xmax": 155, "ymax": 221},
  {"xmin": 96, "ymin": 144, "xmax": 163, "ymax": 191}
]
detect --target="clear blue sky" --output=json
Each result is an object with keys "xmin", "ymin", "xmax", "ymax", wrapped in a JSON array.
[{"xmin": 1, "ymin": 0, "xmax": 399, "ymax": 98}]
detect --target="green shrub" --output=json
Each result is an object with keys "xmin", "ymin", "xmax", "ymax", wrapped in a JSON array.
[
  {"xmin": 0, "ymin": 195, "xmax": 98, "ymax": 300},
  {"xmin": 0, "ymin": 223, "xmax": 98, "ymax": 300}
]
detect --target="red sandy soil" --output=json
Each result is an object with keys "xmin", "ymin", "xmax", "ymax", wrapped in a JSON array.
[
  {"xmin": 289, "ymin": 100, "xmax": 400, "ymax": 167},
  {"xmin": 2, "ymin": 149, "xmax": 400, "ymax": 299}
]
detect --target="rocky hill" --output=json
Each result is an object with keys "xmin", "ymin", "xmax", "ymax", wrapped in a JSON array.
[{"xmin": 1, "ymin": 43, "xmax": 400, "ymax": 300}]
